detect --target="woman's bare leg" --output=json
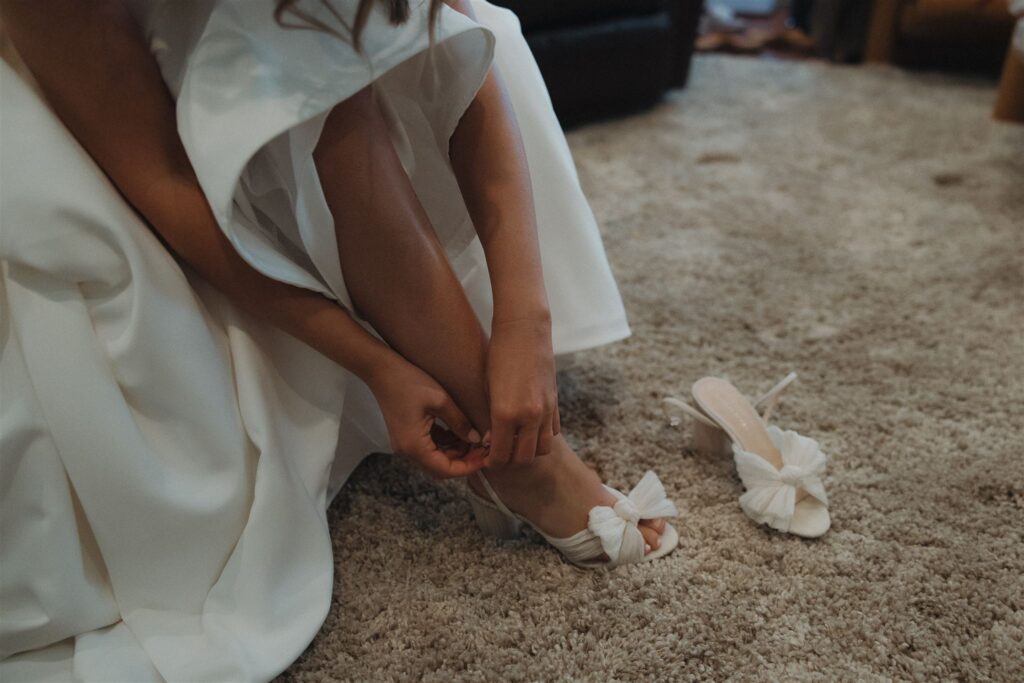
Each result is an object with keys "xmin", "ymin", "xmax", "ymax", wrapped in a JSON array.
[
  {"xmin": 313, "ymin": 86, "xmax": 666, "ymax": 549},
  {"xmin": 313, "ymin": 87, "xmax": 490, "ymax": 430}
]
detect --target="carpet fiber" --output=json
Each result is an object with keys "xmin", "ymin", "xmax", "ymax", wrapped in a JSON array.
[{"xmin": 282, "ymin": 56, "xmax": 1024, "ymax": 681}]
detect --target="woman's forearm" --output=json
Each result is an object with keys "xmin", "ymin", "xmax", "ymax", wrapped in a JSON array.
[
  {"xmin": 2, "ymin": 0, "xmax": 397, "ymax": 384},
  {"xmin": 446, "ymin": 2, "xmax": 550, "ymax": 324},
  {"xmin": 142, "ymin": 175, "xmax": 396, "ymax": 383}
]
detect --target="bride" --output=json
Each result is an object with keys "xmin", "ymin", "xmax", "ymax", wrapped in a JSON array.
[{"xmin": 0, "ymin": 0, "xmax": 678, "ymax": 679}]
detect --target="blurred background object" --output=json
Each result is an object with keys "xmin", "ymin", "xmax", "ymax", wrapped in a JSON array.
[
  {"xmin": 716, "ymin": 0, "xmax": 778, "ymax": 11},
  {"xmin": 865, "ymin": 0, "xmax": 1015, "ymax": 73},
  {"xmin": 697, "ymin": 0, "xmax": 862, "ymax": 60},
  {"xmin": 694, "ymin": 0, "xmax": 1024, "ymax": 123},
  {"xmin": 803, "ymin": 0, "xmax": 874, "ymax": 62},
  {"xmin": 697, "ymin": 2, "xmax": 818, "ymax": 56},
  {"xmin": 696, "ymin": 0, "xmax": 1020, "ymax": 73},
  {"xmin": 994, "ymin": 0, "xmax": 1024, "ymax": 121},
  {"xmin": 489, "ymin": 0, "xmax": 704, "ymax": 127},
  {"xmin": 489, "ymin": 1, "xmax": 1022, "ymax": 127}
]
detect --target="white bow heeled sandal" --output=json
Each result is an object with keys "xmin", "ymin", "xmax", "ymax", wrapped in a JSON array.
[
  {"xmin": 663, "ymin": 372, "xmax": 831, "ymax": 538},
  {"xmin": 467, "ymin": 470, "xmax": 680, "ymax": 569}
]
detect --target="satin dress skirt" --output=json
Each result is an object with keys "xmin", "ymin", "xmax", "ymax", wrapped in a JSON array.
[{"xmin": 0, "ymin": 2, "xmax": 629, "ymax": 680}]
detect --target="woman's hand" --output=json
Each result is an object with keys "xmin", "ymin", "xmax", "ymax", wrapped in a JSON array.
[
  {"xmin": 444, "ymin": 8, "xmax": 559, "ymax": 468},
  {"xmin": 367, "ymin": 354, "xmax": 486, "ymax": 479},
  {"xmin": 484, "ymin": 316, "xmax": 561, "ymax": 468}
]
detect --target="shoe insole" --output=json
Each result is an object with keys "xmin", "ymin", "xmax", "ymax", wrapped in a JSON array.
[{"xmin": 692, "ymin": 377, "xmax": 784, "ymax": 470}]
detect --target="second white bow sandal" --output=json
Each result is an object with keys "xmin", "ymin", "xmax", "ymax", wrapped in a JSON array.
[
  {"xmin": 663, "ymin": 372, "xmax": 831, "ymax": 538},
  {"xmin": 467, "ymin": 470, "xmax": 680, "ymax": 569}
]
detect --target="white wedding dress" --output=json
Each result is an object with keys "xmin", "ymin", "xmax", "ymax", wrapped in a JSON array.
[{"xmin": 0, "ymin": 1, "xmax": 630, "ymax": 680}]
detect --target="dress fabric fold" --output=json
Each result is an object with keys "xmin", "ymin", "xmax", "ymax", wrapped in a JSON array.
[{"xmin": 0, "ymin": 1, "xmax": 630, "ymax": 680}]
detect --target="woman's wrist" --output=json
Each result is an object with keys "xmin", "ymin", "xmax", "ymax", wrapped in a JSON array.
[
  {"xmin": 490, "ymin": 283, "xmax": 551, "ymax": 328},
  {"xmin": 328, "ymin": 330, "xmax": 402, "ymax": 391},
  {"xmin": 354, "ymin": 345, "xmax": 405, "ymax": 391},
  {"xmin": 491, "ymin": 306, "xmax": 551, "ymax": 329},
  {"xmin": 490, "ymin": 309, "xmax": 554, "ymax": 362}
]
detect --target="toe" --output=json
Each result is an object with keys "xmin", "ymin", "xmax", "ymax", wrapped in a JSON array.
[
  {"xmin": 640, "ymin": 518, "xmax": 667, "ymax": 534},
  {"xmin": 639, "ymin": 523, "xmax": 661, "ymax": 553}
]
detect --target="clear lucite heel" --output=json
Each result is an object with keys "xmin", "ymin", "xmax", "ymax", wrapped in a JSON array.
[
  {"xmin": 662, "ymin": 396, "xmax": 730, "ymax": 457},
  {"xmin": 468, "ymin": 491, "xmax": 522, "ymax": 540}
]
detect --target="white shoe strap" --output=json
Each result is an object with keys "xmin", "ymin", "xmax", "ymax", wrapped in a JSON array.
[
  {"xmin": 665, "ymin": 371, "xmax": 798, "ymax": 430},
  {"xmin": 752, "ymin": 371, "xmax": 797, "ymax": 423},
  {"xmin": 474, "ymin": 471, "xmax": 517, "ymax": 519},
  {"xmin": 662, "ymin": 396, "xmax": 719, "ymax": 428}
]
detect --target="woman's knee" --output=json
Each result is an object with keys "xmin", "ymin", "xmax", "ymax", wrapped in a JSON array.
[{"xmin": 313, "ymin": 84, "xmax": 385, "ymax": 167}]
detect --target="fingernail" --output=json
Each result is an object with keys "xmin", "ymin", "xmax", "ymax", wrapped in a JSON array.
[
  {"xmin": 644, "ymin": 544, "xmax": 652, "ymax": 554},
  {"xmin": 468, "ymin": 429, "xmax": 481, "ymax": 443}
]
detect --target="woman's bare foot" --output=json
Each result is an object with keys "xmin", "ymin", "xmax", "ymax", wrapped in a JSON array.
[{"xmin": 467, "ymin": 435, "xmax": 668, "ymax": 561}]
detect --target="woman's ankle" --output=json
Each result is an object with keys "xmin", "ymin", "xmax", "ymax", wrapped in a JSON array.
[{"xmin": 479, "ymin": 434, "xmax": 570, "ymax": 486}]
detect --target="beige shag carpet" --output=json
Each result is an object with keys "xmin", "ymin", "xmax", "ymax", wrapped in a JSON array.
[{"xmin": 282, "ymin": 56, "xmax": 1024, "ymax": 681}]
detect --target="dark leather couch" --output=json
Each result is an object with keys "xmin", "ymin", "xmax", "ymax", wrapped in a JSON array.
[{"xmin": 490, "ymin": 0, "xmax": 704, "ymax": 127}]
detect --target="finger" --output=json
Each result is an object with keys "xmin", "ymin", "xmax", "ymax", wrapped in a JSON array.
[
  {"xmin": 438, "ymin": 440, "xmax": 470, "ymax": 460},
  {"xmin": 420, "ymin": 443, "xmax": 488, "ymax": 479},
  {"xmin": 430, "ymin": 423, "xmax": 466, "ymax": 454},
  {"xmin": 639, "ymin": 524, "xmax": 661, "ymax": 553},
  {"xmin": 485, "ymin": 421, "xmax": 515, "ymax": 469},
  {"xmin": 535, "ymin": 417, "xmax": 554, "ymax": 457},
  {"xmin": 512, "ymin": 425, "xmax": 540, "ymax": 467},
  {"xmin": 430, "ymin": 395, "xmax": 480, "ymax": 445},
  {"xmin": 444, "ymin": 444, "xmax": 488, "ymax": 478},
  {"xmin": 552, "ymin": 404, "xmax": 562, "ymax": 436}
]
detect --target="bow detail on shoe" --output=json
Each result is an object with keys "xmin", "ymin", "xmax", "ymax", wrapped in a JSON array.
[
  {"xmin": 587, "ymin": 471, "xmax": 679, "ymax": 567},
  {"xmin": 733, "ymin": 425, "xmax": 828, "ymax": 533}
]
